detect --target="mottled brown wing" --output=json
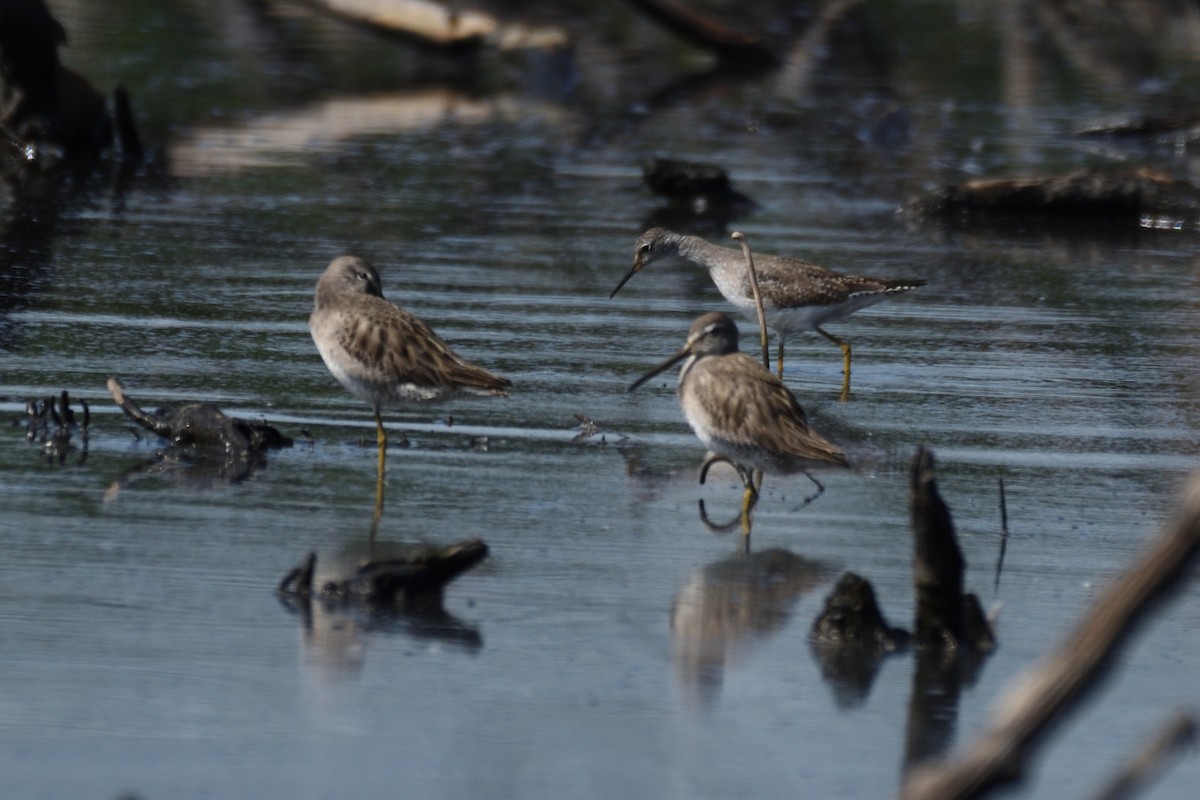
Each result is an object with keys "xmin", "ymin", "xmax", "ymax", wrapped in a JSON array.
[
  {"xmin": 338, "ymin": 296, "xmax": 511, "ymax": 395},
  {"xmin": 753, "ymin": 254, "xmax": 925, "ymax": 307},
  {"xmin": 693, "ymin": 353, "xmax": 847, "ymax": 466},
  {"xmin": 752, "ymin": 255, "xmax": 858, "ymax": 307}
]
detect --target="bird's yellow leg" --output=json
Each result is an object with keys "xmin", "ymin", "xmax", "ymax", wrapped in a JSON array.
[
  {"xmin": 373, "ymin": 408, "xmax": 387, "ymax": 538},
  {"xmin": 816, "ymin": 326, "xmax": 852, "ymax": 401},
  {"xmin": 739, "ymin": 468, "xmax": 761, "ymax": 538},
  {"xmin": 740, "ymin": 484, "xmax": 758, "ymax": 538}
]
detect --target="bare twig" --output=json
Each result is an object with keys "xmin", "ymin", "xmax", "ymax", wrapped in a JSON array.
[
  {"xmin": 994, "ymin": 477, "xmax": 1009, "ymax": 593},
  {"xmin": 1087, "ymin": 711, "xmax": 1198, "ymax": 800},
  {"xmin": 899, "ymin": 472, "xmax": 1200, "ymax": 800},
  {"xmin": 731, "ymin": 231, "xmax": 770, "ymax": 372},
  {"xmin": 732, "ymin": 231, "xmax": 769, "ymax": 509}
]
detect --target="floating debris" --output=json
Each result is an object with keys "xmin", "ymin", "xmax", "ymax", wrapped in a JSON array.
[
  {"xmin": 571, "ymin": 412, "xmax": 605, "ymax": 443},
  {"xmin": 104, "ymin": 377, "xmax": 292, "ymax": 495},
  {"xmin": 22, "ymin": 390, "xmax": 89, "ymax": 465}
]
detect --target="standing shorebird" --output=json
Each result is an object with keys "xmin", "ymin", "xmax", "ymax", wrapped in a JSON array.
[
  {"xmin": 629, "ymin": 311, "xmax": 849, "ymax": 525},
  {"xmin": 611, "ymin": 228, "xmax": 926, "ymax": 400},
  {"xmin": 309, "ymin": 256, "xmax": 511, "ymax": 498}
]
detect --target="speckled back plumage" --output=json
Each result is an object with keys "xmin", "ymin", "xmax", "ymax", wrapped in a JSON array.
[
  {"xmin": 665, "ymin": 312, "xmax": 848, "ymax": 474},
  {"xmin": 625, "ymin": 227, "xmax": 925, "ymax": 333},
  {"xmin": 681, "ymin": 350, "xmax": 849, "ymax": 471},
  {"xmin": 310, "ymin": 256, "xmax": 511, "ymax": 409}
]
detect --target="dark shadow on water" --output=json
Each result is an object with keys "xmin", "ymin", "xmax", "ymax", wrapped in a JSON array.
[
  {"xmin": 902, "ymin": 644, "xmax": 989, "ymax": 772},
  {"xmin": 1, "ymin": 151, "xmax": 162, "ymax": 353}
]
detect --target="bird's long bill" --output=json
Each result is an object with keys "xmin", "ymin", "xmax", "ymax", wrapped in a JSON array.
[
  {"xmin": 628, "ymin": 346, "xmax": 690, "ymax": 392},
  {"xmin": 608, "ymin": 256, "xmax": 645, "ymax": 300}
]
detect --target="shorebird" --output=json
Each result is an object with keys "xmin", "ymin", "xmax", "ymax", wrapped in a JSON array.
[
  {"xmin": 309, "ymin": 255, "xmax": 511, "ymax": 489},
  {"xmin": 629, "ymin": 311, "xmax": 848, "ymax": 523},
  {"xmin": 611, "ymin": 228, "xmax": 925, "ymax": 400}
]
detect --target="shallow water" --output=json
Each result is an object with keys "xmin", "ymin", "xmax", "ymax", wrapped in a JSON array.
[{"xmin": 3, "ymin": 1, "xmax": 1200, "ymax": 798}]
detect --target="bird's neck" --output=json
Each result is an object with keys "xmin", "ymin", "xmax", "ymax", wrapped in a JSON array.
[
  {"xmin": 313, "ymin": 281, "xmax": 336, "ymax": 310},
  {"xmin": 676, "ymin": 353, "xmax": 702, "ymax": 390},
  {"xmin": 673, "ymin": 234, "xmax": 744, "ymax": 282},
  {"xmin": 670, "ymin": 234, "xmax": 753, "ymax": 307}
]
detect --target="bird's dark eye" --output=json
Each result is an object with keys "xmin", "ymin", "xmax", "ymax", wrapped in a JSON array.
[
  {"xmin": 639, "ymin": 243, "xmax": 651, "ymax": 254},
  {"xmin": 356, "ymin": 271, "xmax": 370, "ymax": 281}
]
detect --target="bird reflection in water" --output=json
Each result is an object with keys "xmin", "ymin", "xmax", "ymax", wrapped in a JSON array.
[{"xmin": 670, "ymin": 548, "xmax": 829, "ymax": 709}]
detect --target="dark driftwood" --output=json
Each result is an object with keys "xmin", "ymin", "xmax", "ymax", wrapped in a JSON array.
[
  {"xmin": 899, "ymin": 472, "xmax": 1200, "ymax": 800},
  {"xmin": 1075, "ymin": 113, "xmax": 1200, "ymax": 142},
  {"xmin": 905, "ymin": 448, "xmax": 994, "ymax": 769},
  {"xmin": 107, "ymin": 377, "xmax": 292, "ymax": 455},
  {"xmin": 290, "ymin": 0, "xmax": 567, "ymax": 52},
  {"xmin": 911, "ymin": 447, "xmax": 995, "ymax": 650},
  {"xmin": 25, "ymin": 390, "xmax": 89, "ymax": 465},
  {"xmin": 622, "ymin": 0, "xmax": 777, "ymax": 65},
  {"xmin": 812, "ymin": 572, "xmax": 909, "ymax": 650},
  {"xmin": 905, "ymin": 167, "xmax": 1200, "ymax": 222}
]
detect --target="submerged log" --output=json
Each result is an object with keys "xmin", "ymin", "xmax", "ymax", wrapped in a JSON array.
[
  {"xmin": 899, "ymin": 471, "xmax": 1200, "ymax": 800},
  {"xmin": 911, "ymin": 447, "xmax": 995, "ymax": 651},
  {"xmin": 278, "ymin": 539, "xmax": 489, "ymax": 603},
  {"xmin": 809, "ymin": 448, "xmax": 991, "ymax": 717},
  {"xmin": 24, "ymin": 389, "xmax": 89, "ymax": 465},
  {"xmin": 811, "ymin": 572, "xmax": 909, "ymax": 650},
  {"xmin": 107, "ymin": 377, "xmax": 293, "ymax": 456}
]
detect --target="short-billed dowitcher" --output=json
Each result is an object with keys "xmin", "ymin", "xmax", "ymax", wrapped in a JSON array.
[
  {"xmin": 309, "ymin": 255, "xmax": 510, "ymax": 478},
  {"xmin": 629, "ymin": 311, "xmax": 848, "ymax": 518}
]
